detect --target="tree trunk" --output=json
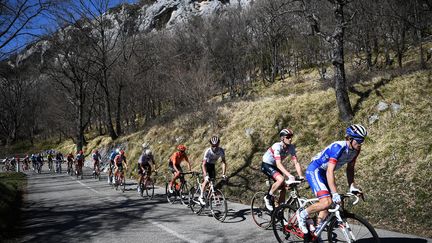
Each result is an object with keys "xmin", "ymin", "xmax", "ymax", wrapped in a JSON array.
[
  {"xmin": 115, "ymin": 84, "xmax": 123, "ymax": 136},
  {"xmin": 103, "ymin": 91, "xmax": 117, "ymax": 140},
  {"xmin": 332, "ymin": 0, "xmax": 353, "ymax": 122}
]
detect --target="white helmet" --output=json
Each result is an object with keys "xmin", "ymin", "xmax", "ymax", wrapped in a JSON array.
[
  {"xmin": 115, "ymin": 148, "xmax": 120, "ymax": 153},
  {"xmin": 142, "ymin": 143, "xmax": 149, "ymax": 149},
  {"xmin": 145, "ymin": 149, "xmax": 152, "ymax": 155}
]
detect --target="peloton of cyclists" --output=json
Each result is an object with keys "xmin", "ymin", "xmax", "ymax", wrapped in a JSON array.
[
  {"xmin": 137, "ymin": 145, "xmax": 156, "ymax": 193},
  {"xmin": 168, "ymin": 144, "xmax": 192, "ymax": 193},
  {"xmin": 296, "ymin": 124, "xmax": 367, "ymax": 234},
  {"xmin": 261, "ymin": 128, "xmax": 304, "ymax": 211},
  {"xmin": 198, "ymin": 136, "xmax": 227, "ymax": 205}
]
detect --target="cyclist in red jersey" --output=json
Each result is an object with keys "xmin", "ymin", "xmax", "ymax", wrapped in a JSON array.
[
  {"xmin": 114, "ymin": 150, "xmax": 128, "ymax": 179},
  {"xmin": 168, "ymin": 144, "xmax": 191, "ymax": 193}
]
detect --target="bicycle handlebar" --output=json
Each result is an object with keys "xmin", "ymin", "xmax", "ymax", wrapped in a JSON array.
[{"xmin": 328, "ymin": 192, "xmax": 362, "ymax": 212}]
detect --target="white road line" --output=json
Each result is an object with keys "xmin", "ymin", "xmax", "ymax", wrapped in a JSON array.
[
  {"xmin": 76, "ymin": 180, "xmax": 101, "ymax": 194},
  {"xmin": 151, "ymin": 221, "xmax": 199, "ymax": 243}
]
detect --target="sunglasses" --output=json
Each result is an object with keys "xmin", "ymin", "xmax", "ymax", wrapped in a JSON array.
[
  {"xmin": 353, "ymin": 138, "xmax": 364, "ymax": 144},
  {"xmin": 284, "ymin": 135, "xmax": 293, "ymax": 139}
]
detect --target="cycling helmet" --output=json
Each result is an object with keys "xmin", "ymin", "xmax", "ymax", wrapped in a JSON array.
[
  {"xmin": 142, "ymin": 143, "xmax": 149, "ymax": 148},
  {"xmin": 120, "ymin": 150, "xmax": 125, "ymax": 155},
  {"xmin": 177, "ymin": 144, "xmax": 187, "ymax": 152},
  {"xmin": 279, "ymin": 128, "xmax": 294, "ymax": 137},
  {"xmin": 209, "ymin": 136, "xmax": 220, "ymax": 146},
  {"xmin": 115, "ymin": 148, "xmax": 120, "ymax": 153},
  {"xmin": 346, "ymin": 124, "xmax": 367, "ymax": 141},
  {"xmin": 145, "ymin": 149, "xmax": 152, "ymax": 155}
]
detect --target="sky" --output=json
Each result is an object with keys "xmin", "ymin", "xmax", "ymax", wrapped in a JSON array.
[{"xmin": 1, "ymin": 0, "xmax": 139, "ymax": 58}]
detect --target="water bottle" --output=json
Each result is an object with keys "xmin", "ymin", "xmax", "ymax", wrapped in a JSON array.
[{"xmin": 307, "ymin": 218, "xmax": 315, "ymax": 232}]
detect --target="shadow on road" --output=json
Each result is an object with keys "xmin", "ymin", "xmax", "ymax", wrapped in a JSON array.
[
  {"xmin": 380, "ymin": 238, "xmax": 428, "ymax": 243},
  {"xmin": 224, "ymin": 208, "xmax": 249, "ymax": 224}
]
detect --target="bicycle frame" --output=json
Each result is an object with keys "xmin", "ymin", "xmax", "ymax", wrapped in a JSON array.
[{"xmin": 284, "ymin": 193, "xmax": 360, "ymax": 241}]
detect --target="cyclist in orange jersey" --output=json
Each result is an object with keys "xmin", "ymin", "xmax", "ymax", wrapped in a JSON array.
[{"xmin": 168, "ymin": 144, "xmax": 191, "ymax": 193}]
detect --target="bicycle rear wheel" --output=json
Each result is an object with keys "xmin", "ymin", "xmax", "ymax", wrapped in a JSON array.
[
  {"xmin": 166, "ymin": 182, "xmax": 177, "ymax": 204},
  {"xmin": 210, "ymin": 189, "xmax": 227, "ymax": 222},
  {"xmin": 189, "ymin": 186, "xmax": 203, "ymax": 214},
  {"xmin": 272, "ymin": 203, "xmax": 304, "ymax": 243},
  {"xmin": 251, "ymin": 191, "xmax": 272, "ymax": 229},
  {"xmin": 144, "ymin": 179, "xmax": 155, "ymax": 200},
  {"xmin": 121, "ymin": 176, "xmax": 126, "ymax": 192},
  {"xmin": 327, "ymin": 212, "xmax": 380, "ymax": 243}
]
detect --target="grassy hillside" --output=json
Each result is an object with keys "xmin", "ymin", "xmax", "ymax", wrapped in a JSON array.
[
  {"xmin": 5, "ymin": 54, "xmax": 431, "ymax": 236},
  {"xmin": 55, "ymin": 67, "xmax": 430, "ymax": 237}
]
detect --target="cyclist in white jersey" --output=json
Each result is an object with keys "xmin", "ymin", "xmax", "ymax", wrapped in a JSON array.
[
  {"xmin": 297, "ymin": 124, "xmax": 367, "ymax": 234},
  {"xmin": 198, "ymin": 136, "xmax": 227, "ymax": 205},
  {"xmin": 261, "ymin": 128, "xmax": 304, "ymax": 211}
]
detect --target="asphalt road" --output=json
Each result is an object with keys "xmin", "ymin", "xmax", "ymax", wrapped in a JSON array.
[{"xmin": 16, "ymin": 165, "xmax": 432, "ymax": 243}]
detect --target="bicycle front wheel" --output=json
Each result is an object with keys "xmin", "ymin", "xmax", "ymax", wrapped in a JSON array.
[
  {"xmin": 251, "ymin": 191, "xmax": 272, "ymax": 229},
  {"xmin": 189, "ymin": 186, "xmax": 203, "ymax": 214},
  {"xmin": 327, "ymin": 212, "xmax": 380, "ymax": 243},
  {"xmin": 272, "ymin": 203, "xmax": 304, "ymax": 243},
  {"xmin": 210, "ymin": 189, "xmax": 227, "ymax": 222},
  {"xmin": 179, "ymin": 182, "xmax": 190, "ymax": 205}
]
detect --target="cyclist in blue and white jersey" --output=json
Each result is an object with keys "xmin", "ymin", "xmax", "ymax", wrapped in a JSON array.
[
  {"xmin": 297, "ymin": 124, "xmax": 367, "ymax": 234},
  {"xmin": 198, "ymin": 136, "xmax": 227, "ymax": 205},
  {"xmin": 137, "ymin": 147, "xmax": 155, "ymax": 193},
  {"xmin": 261, "ymin": 128, "xmax": 304, "ymax": 211}
]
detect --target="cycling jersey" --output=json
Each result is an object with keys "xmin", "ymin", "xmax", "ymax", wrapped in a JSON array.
[
  {"xmin": 169, "ymin": 151, "xmax": 189, "ymax": 166},
  {"xmin": 202, "ymin": 147, "xmax": 225, "ymax": 164},
  {"xmin": 306, "ymin": 141, "xmax": 360, "ymax": 198},
  {"xmin": 67, "ymin": 154, "xmax": 74, "ymax": 161},
  {"xmin": 109, "ymin": 151, "xmax": 118, "ymax": 161},
  {"xmin": 262, "ymin": 142, "xmax": 297, "ymax": 166},
  {"xmin": 114, "ymin": 154, "xmax": 126, "ymax": 166},
  {"xmin": 92, "ymin": 152, "xmax": 101, "ymax": 162},
  {"xmin": 138, "ymin": 153, "xmax": 154, "ymax": 165},
  {"xmin": 55, "ymin": 153, "xmax": 63, "ymax": 161}
]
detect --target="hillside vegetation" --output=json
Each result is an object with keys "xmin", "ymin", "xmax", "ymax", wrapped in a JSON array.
[
  {"xmin": 7, "ymin": 53, "xmax": 432, "ymax": 237},
  {"xmin": 53, "ymin": 66, "xmax": 432, "ymax": 237}
]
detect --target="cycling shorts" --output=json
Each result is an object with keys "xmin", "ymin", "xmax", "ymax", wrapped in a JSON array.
[
  {"xmin": 116, "ymin": 164, "xmax": 124, "ymax": 172},
  {"xmin": 305, "ymin": 164, "xmax": 331, "ymax": 199},
  {"xmin": 77, "ymin": 160, "xmax": 84, "ymax": 166},
  {"xmin": 261, "ymin": 162, "xmax": 282, "ymax": 180},
  {"xmin": 204, "ymin": 163, "xmax": 216, "ymax": 180},
  {"xmin": 168, "ymin": 161, "xmax": 183, "ymax": 174},
  {"xmin": 138, "ymin": 164, "xmax": 151, "ymax": 175}
]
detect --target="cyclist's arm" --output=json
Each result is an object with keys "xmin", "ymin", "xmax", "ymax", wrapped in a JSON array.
[
  {"xmin": 346, "ymin": 160, "xmax": 356, "ymax": 187},
  {"xmin": 290, "ymin": 156, "xmax": 304, "ymax": 177},
  {"xmin": 201, "ymin": 160, "xmax": 207, "ymax": 177},
  {"xmin": 275, "ymin": 159, "xmax": 293, "ymax": 178},
  {"xmin": 221, "ymin": 158, "xmax": 226, "ymax": 176},
  {"xmin": 326, "ymin": 162, "xmax": 338, "ymax": 193}
]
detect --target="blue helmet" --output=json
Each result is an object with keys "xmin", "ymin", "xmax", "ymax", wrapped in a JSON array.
[{"xmin": 346, "ymin": 124, "xmax": 367, "ymax": 141}]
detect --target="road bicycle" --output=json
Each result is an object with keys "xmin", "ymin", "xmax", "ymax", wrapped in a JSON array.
[
  {"xmin": 36, "ymin": 162, "xmax": 43, "ymax": 174},
  {"xmin": 67, "ymin": 159, "xmax": 74, "ymax": 175},
  {"xmin": 92, "ymin": 161, "xmax": 101, "ymax": 180},
  {"xmin": 251, "ymin": 177, "xmax": 303, "ymax": 229},
  {"xmin": 189, "ymin": 175, "xmax": 228, "ymax": 222},
  {"xmin": 55, "ymin": 159, "xmax": 62, "ymax": 173},
  {"xmin": 75, "ymin": 162, "xmax": 84, "ymax": 179},
  {"xmin": 113, "ymin": 167, "xmax": 126, "ymax": 192},
  {"xmin": 272, "ymin": 192, "xmax": 380, "ymax": 243},
  {"xmin": 139, "ymin": 169, "xmax": 158, "ymax": 200},
  {"xmin": 48, "ymin": 158, "xmax": 54, "ymax": 172},
  {"xmin": 165, "ymin": 171, "xmax": 195, "ymax": 205}
]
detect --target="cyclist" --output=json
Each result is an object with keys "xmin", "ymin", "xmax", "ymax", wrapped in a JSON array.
[
  {"xmin": 55, "ymin": 151, "xmax": 64, "ymax": 173},
  {"xmin": 108, "ymin": 148, "xmax": 120, "ymax": 184},
  {"xmin": 36, "ymin": 153, "xmax": 44, "ymax": 172},
  {"xmin": 168, "ymin": 144, "xmax": 192, "ymax": 193},
  {"xmin": 297, "ymin": 124, "xmax": 367, "ymax": 234},
  {"xmin": 198, "ymin": 136, "xmax": 227, "ymax": 205},
  {"xmin": 23, "ymin": 155, "xmax": 30, "ymax": 170},
  {"xmin": 92, "ymin": 149, "xmax": 102, "ymax": 176},
  {"xmin": 75, "ymin": 150, "xmax": 85, "ymax": 176},
  {"xmin": 261, "ymin": 128, "xmax": 304, "ymax": 211},
  {"xmin": 30, "ymin": 154, "xmax": 37, "ymax": 171},
  {"xmin": 47, "ymin": 152, "xmax": 54, "ymax": 171},
  {"xmin": 66, "ymin": 152, "xmax": 74, "ymax": 173},
  {"xmin": 114, "ymin": 150, "xmax": 127, "ymax": 182},
  {"xmin": 137, "ymin": 147, "xmax": 155, "ymax": 193}
]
